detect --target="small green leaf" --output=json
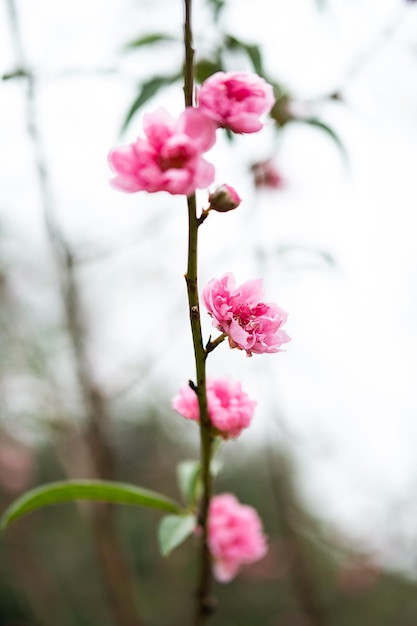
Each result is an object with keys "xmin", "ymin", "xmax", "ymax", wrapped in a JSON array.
[
  {"xmin": 124, "ymin": 33, "xmax": 176, "ymax": 50},
  {"xmin": 195, "ymin": 58, "xmax": 224, "ymax": 84},
  {"xmin": 210, "ymin": 457, "xmax": 223, "ymax": 477},
  {"xmin": 269, "ymin": 89, "xmax": 293, "ymax": 127},
  {"xmin": 206, "ymin": 0, "xmax": 226, "ymax": 20},
  {"xmin": 122, "ymin": 73, "xmax": 182, "ymax": 132},
  {"xmin": 224, "ymin": 36, "xmax": 264, "ymax": 76},
  {"xmin": 158, "ymin": 514, "xmax": 196, "ymax": 557},
  {"xmin": 303, "ymin": 118, "xmax": 348, "ymax": 165},
  {"xmin": 177, "ymin": 460, "xmax": 201, "ymax": 505},
  {"xmin": 2, "ymin": 68, "xmax": 29, "ymax": 81},
  {"xmin": 0, "ymin": 480, "xmax": 181, "ymax": 531},
  {"xmin": 176, "ymin": 458, "xmax": 222, "ymax": 506}
]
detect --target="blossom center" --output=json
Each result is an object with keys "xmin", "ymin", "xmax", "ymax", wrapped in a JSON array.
[
  {"xmin": 158, "ymin": 140, "xmax": 194, "ymax": 171},
  {"xmin": 225, "ymin": 80, "xmax": 253, "ymax": 102},
  {"xmin": 233, "ymin": 302, "xmax": 269, "ymax": 329}
]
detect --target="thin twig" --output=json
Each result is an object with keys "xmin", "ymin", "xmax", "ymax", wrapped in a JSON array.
[
  {"xmin": 332, "ymin": 5, "xmax": 408, "ymax": 96},
  {"xmin": 265, "ymin": 440, "xmax": 329, "ymax": 626}
]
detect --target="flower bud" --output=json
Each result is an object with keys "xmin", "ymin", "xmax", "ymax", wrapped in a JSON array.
[{"xmin": 208, "ymin": 184, "xmax": 241, "ymax": 213}]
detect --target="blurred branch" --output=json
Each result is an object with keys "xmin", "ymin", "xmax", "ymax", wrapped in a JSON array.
[
  {"xmin": 4, "ymin": 2, "xmax": 143, "ymax": 625},
  {"xmin": 2, "ymin": 66, "xmax": 137, "ymax": 82},
  {"xmin": 334, "ymin": 4, "xmax": 408, "ymax": 95},
  {"xmin": 265, "ymin": 440, "xmax": 329, "ymax": 626}
]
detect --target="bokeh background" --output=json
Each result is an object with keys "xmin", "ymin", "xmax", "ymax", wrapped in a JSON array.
[{"xmin": 1, "ymin": 0, "xmax": 417, "ymax": 624}]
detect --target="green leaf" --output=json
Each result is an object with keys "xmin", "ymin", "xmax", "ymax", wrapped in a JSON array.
[
  {"xmin": 176, "ymin": 458, "xmax": 223, "ymax": 506},
  {"xmin": 158, "ymin": 514, "xmax": 195, "ymax": 557},
  {"xmin": 269, "ymin": 89, "xmax": 292, "ymax": 127},
  {"xmin": 206, "ymin": 0, "xmax": 226, "ymax": 20},
  {"xmin": 124, "ymin": 33, "xmax": 176, "ymax": 49},
  {"xmin": 2, "ymin": 68, "xmax": 29, "ymax": 81},
  {"xmin": 303, "ymin": 118, "xmax": 348, "ymax": 165},
  {"xmin": 122, "ymin": 73, "xmax": 182, "ymax": 132},
  {"xmin": 224, "ymin": 35, "xmax": 264, "ymax": 76},
  {"xmin": 0, "ymin": 480, "xmax": 181, "ymax": 531},
  {"xmin": 195, "ymin": 58, "xmax": 224, "ymax": 84},
  {"xmin": 177, "ymin": 460, "xmax": 201, "ymax": 505}
]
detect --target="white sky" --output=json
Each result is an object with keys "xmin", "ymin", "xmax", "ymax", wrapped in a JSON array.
[{"xmin": 1, "ymin": 0, "xmax": 417, "ymax": 573}]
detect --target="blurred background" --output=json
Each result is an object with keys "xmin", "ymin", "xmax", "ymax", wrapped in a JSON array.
[{"xmin": 1, "ymin": 0, "xmax": 417, "ymax": 624}]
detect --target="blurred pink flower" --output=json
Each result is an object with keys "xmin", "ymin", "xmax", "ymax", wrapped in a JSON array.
[
  {"xmin": 251, "ymin": 159, "xmax": 285, "ymax": 189},
  {"xmin": 172, "ymin": 378, "xmax": 256, "ymax": 439},
  {"xmin": 109, "ymin": 107, "xmax": 217, "ymax": 196},
  {"xmin": 208, "ymin": 184, "xmax": 241, "ymax": 213},
  {"xmin": 208, "ymin": 493, "xmax": 268, "ymax": 582},
  {"xmin": 197, "ymin": 72, "xmax": 275, "ymax": 133},
  {"xmin": 0, "ymin": 441, "xmax": 35, "ymax": 494},
  {"xmin": 202, "ymin": 273, "xmax": 290, "ymax": 356}
]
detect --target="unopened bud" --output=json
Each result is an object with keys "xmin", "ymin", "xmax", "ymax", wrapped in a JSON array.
[{"xmin": 208, "ymin": 184, "xmax": 241, "ymax": 213}]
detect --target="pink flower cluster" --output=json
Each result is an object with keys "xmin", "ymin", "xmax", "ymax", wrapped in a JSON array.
[
  {"xmin": 202, "ymin": 273, "xmax": 290, "ymax": 357},
  {"xmin": 108, "ymin": 70, "xmax": 285, "ymax": 587},
  {"xmin": 172, "ymin": 378, "xmax": 256, "ymax": 439},
  {"xmin": 109, "ymin": 72, "xmax": 275, "ymax": 196},
  {"xmin": 208, "ymin": 493, "xmax": 268, "ymax": 583}
]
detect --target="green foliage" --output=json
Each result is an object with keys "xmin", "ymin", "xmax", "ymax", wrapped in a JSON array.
[
  {"xmin": 119, "ymin": 3, "xmax": 346, "ymax": 167},
  {"xmin": 206, "ymin": 0, "xmax": 226, "ymax": 20},
  {"xmin": 269, "ymin": 89, "xmax": 293, "ymax": 126},
  {"xmin": 158, "ymin": 514, "xmax": 196, "ymax": 557},
  {"xmin": 124, "ymin": 33, "xmax": 177, "ymax": 49},
  {"xmin": 122, "ymin": 73, "xmax": 182, "ymax": 132},
  {"xmin": 195, "ymin": 58, "xmax": 224, "ymax": 84},
  {"xmin": 3, "ymin": 429, "xmax": 417, "ymax": 625},
  {"xmin": 177, "ymin": 459, "xmax": 201, "ymax": 505},
  {"xmin": 0, "ymin": 480, "xmax": 181, "ymax": 531},
  {"xmin": 303, "ymin": 117, "xmax": 348, "ymax": 164},
  {"xmin": 224, "ymin": 35, "xmax": 264, "ymax": 76},
  {"xmin": 2, "ymin": 68, "xmax": 29, "ymax": 80}
]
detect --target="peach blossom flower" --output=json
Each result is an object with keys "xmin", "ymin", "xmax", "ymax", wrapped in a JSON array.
[
  {"xmin": 251, "ymin": 159, "xmax": 285, "ymax": 189},
  {"xmin": 172, "ymin": 378, "xmax": 256, "ymax": 439},
  {"xmin": 208, "ymin": 493, "xmax": 268, "ymax": 582},
  {"xmin": 109, "ymin": 107, "xmax": 217, "ymax": 196},
  {"xmin": 197, "ymin": 72, "xmax": 275, "ymax": 133},
  {"xmin": 202, "ymin": 272, "xmax": 290, "ymax": 356}
]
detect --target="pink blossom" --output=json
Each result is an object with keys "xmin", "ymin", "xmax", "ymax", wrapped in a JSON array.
[
  {"xmin": 208, "ymin": 493, "xmax": 268, "ymax": 582},
  {"xmin": 197, "ymin": 72, "xmax": 275, "ymax": 134},
  {"xmin": 108, "ymin": 107, "xmax": 217, "ymax": 196},
  {"xmin": 208, "ymin": 184, "xmax": 241, "ymax": 213},
  {"xmin": 172, "ymin": 378, "xmax": 256, "ymax": 439},
  {"xmin": 251, "ymin": 159, "xmax": 285, "ymax": 190},
  {"xmin": 0, "ymin": 442, "xmax": 35, "ymax": 494},
  {"xmin": 202, "ymin": 273, "xmax": 290, "ymax": 356}
]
